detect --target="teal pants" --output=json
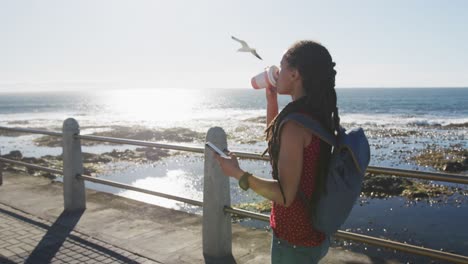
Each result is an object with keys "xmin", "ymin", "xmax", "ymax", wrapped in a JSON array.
[{"xmin": 271, "ymin": 233, "xmax": 330, "ymax": 264}]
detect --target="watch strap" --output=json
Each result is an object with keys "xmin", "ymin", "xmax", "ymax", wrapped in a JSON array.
[{"xmin": 238, "ymin": 172, "xmax": 251, "ymax": 191}]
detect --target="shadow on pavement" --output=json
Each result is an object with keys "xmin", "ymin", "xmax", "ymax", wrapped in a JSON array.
[
  {"xmin": 24, "ymin": 209, "xmax": 85, "ymax": 264},
  {"xmin": 0, "ymin": 207, "xmax": 142, "ymax": 263},
  {"xmin": 0, "ymin": 256, "xmax": 16, "ymax": 264}
]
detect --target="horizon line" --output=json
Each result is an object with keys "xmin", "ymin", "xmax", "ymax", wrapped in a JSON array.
[{"xmin": 1, "ymin": 86, "xmax": 468, "ymax": 94}]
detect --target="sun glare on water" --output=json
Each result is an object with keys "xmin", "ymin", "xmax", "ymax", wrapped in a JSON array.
[
  {"xmin": 97, "ymin": 89, "xmax": 206, "ymax": 124},
  {"xmin": 118, "ymin": 169, "xmax": 201, "ymax": 209}
]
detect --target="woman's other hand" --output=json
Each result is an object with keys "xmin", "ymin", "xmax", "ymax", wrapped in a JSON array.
[{"xmin": 214, "ymin": 152, "xmax": 244, "ymax": 180}]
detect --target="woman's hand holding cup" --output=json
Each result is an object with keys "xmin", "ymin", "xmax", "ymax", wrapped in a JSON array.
[
  {"xmin": 265, "ymin": 84, "xmax": 277, "ymax": 100},
  {"xmin": 251, "ymin": 65, "xmax": 279, "ymax": 101},
  {"xmin": 251, "ymin": 66, "xmax": 279, "ymax": 90}
]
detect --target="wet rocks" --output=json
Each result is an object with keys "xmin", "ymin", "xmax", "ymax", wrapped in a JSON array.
[
  {"xmin": 1, "ymin": 150, "xmax": 61, "ymax": 178},
  {"xmin": 1, "ymin": 147, "xmax": 172, "ymax": 179},
  {"xmin": 361, "ymin": 174, "xmax": 413, "ymax": 197},
  {"xmin": 243, "ymin": 116, "xmax": 266, "ymax": 124},
  {"xmin": 160, "ymin": 128, "xmax": 204, "ymax": 142},
  {"xmin": 362, "ymin": 173, "xmax": 456, "ymax": 199},
  {"xmin": 33, "ymin": 126, "xmax": 205, "ymax": 147},
  {"xmin": 135, "ymin": 147, "xmax": 171, "ymax": 161},
  {"xmin": 443, "ymin": 161, "xmax": 466, "ymax": 173},
  {"xmin": 235, "ymin": 199, "xmax": 271, "ymax": 214},
  {"xmin": 401, "ymin": 182, "xmax": 455, "ymax": 199},
  {"xmin": 0, "ymin": 130, "xmax": 29, "ymax": 137},
  {"xmin": 92, "ymin": 126, "xmax": 204, "ymax": 143},
  {"xmin": 33, "ymin": 136, "xmax": 63, "ymax": 147},
  {"xmin": 410, "ymin": 144, "xmax": 467, "ymax": 173},
  {"xmin": 232, "ymin": 199, "xmax": 272, "ymax": 220},
  {"xmin": 82, "ymin": 152, "xmax": 112, "ymax": 163},
  {"xmin": 443, "ymin": 122, "xmax": 468, "ymax": 128},
  {"xmin": 2, "ymin": 150, "xmax": 22, "ymax": 160}
]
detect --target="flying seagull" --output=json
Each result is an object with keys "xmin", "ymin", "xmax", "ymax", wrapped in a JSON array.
[{"xmin": 231, "ymin": 36, "xmax": 262, "ymax": 60}]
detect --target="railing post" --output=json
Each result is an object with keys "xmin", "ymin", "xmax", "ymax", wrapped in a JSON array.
[
  {"xmin": 62, "ymin": 118, "xmax": 86, "ymax": 212},
  {"xmin": 203, "ymin": 127, "xmax": 235, "ymax": 264}
]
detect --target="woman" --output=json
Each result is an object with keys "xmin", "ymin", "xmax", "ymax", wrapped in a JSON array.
[{"xmin": 215, "ymin": 40, "xmax": 339, "ymax": 264}]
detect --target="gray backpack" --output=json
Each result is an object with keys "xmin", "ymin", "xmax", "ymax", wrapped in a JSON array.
[{"xmin": 281, "ymin": 113, "xmax": 370, "ymax": 235}]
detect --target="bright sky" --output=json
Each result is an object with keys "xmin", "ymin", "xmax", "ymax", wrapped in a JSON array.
[{"xmin": 1, "ymin": 0, "xmax": 467, "ymax": 91}]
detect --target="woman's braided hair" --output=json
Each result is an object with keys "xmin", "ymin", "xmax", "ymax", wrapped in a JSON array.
[{"xmin": 265, "ymin": 40, "xmax": 339, "ymax": 200}]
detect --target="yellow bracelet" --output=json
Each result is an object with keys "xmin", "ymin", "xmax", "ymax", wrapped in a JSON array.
[{"xmin": 238, "ymin": 172, "xmax": 252, "ymax": 191}]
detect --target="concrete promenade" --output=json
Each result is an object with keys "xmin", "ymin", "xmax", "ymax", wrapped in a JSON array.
[{"xmin": 0, "ymin": 172, "xmax": 399, "ymax": 264}]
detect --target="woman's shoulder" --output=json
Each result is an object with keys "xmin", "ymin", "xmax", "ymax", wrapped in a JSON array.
[{"xmin": 280, "ymin": 119, "xmax": 313, "ymax": 147}]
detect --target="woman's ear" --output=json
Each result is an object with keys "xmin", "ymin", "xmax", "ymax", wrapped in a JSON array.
[{"xmin": 291, "ymin": 68, "xmax": 301, "ymax": 81}]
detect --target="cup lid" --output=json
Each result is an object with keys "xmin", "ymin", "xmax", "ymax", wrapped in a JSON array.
[{"xmin": 267, "ymin": 66, "xmax": 279, "ymax": 86}]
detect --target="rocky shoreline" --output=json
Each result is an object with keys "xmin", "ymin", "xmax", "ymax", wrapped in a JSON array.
[
  {"xmin": 0, "ymin": 148, "xmax": 172, "ymax": 179},
  {"xmin": 1, "ymin": 137, "xmax": 466, "ymax": 193},
  {"xmin": 29, "ymin": 126, "xmax": 206, "ymax": 147},
  {"xmin": 1, "ymin": 123, "xmax": 466, "ymax": 215}
]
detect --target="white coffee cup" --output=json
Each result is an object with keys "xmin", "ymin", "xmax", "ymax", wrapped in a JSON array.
[{"xmin": 251, "ymin": 65, "xmax": 279, "ymax": 89}]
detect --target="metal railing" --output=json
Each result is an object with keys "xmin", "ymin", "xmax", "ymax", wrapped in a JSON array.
[
  {"xmin": 223, "ymin": 206, "xmax": 468, "ymax": 263},
  {"xmin": 75, "ymin": 134, "xmax": 468, "ymax": 185},
  {"xmin": 77, "ymin": 174, "xmax": 203, "ymax": 207},
  {"xmin": 1, "ymin": 124, "xmax": 468, "ymax": 263}
]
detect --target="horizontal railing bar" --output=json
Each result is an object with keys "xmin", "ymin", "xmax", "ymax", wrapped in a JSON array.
[
  {"xmin": 0, "ymin": 157, "xmax": 203, "ymax": 207},
  {"xmin": 224, "ymin": 207, "xmax": 468, "ymax": 264},
  {"xmin": 79, "ymin": 134, "xmax": 270, "ymax": 161},
  {"xmin": 75, "ymin": 134, "xmax": 468, "ymax": 185},
  {"xmin": 336, "ymin": 231, "xmax": 468, "ymax": 264},
  {"xmin": 77, "ymin": 135, "xmax": 267, "ymax": 161},
  {"xmin": 224, "ymin": 206, "xmax": 269, "ymax": 221},
  {"xmin": 367, "ymin": 166, "xmax": 468, "ymax": 184},
  {"xmin": 0, "ymin": 126, "xmax": 62, "ymax": 137},
  {"xmin": 1, "ymin": 127, "xmax": 466, "ymax": 184},
  {"xmin": 0, "ymin": 157, "xmax": 62, "ymax": 175},
  {"xmin": 77, "ymin": 174, "xmax": 203, "ymax": 207},
  {"xmin": 233, "ymin": 151, "xmax": 270, "ymax": 161},
  {"xmin": 77, "ymin": 134, "xmax": 206, "ymax": 154}
]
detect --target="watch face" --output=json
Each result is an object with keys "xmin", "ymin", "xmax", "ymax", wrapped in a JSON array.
[
  {"xmin": 239, "ymin": 173, "xmax": 250, "ymax": 190},
  {"xmin": 239, "ymin": 180, "xmax": 248, "ymax": 191}
]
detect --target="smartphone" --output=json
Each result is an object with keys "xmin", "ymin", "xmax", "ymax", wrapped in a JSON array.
[{"xmin": 205, "ymin": 141, "xmax": 230, "ymax": 159}]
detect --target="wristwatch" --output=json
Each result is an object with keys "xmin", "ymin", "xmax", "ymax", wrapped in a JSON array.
[{"xmin": 238, "ymin": 172, "xmax": 252, "ymax": 191}]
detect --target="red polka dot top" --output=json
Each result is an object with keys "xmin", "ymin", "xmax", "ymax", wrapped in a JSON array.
[{"xmin": 270, "ymin": 134, "xmax": 326, "ymax": 247}]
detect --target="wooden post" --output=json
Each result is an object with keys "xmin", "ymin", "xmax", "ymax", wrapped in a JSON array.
[
  {"xmin": 203, "ymin": 127, "xmax": 236, "ymax": 264},
  {"xmin": 62, "ymin": 118, "xmax": 86, "ymax": 211}
]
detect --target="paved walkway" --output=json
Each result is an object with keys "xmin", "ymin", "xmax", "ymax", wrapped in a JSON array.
[
  {"xmin": 0, "ymin": 171, "xmax": 400, "ymax": 264},
  {"xmin": 0, "ymin": 203, "xmax": 158, "ymax": 264}
]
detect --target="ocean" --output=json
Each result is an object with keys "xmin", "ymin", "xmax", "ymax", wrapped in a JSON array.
[
  {"xmin": 0, "ymin": 87, "xmax": 467, "ymax": 262},
  {"xmin": 1, "ymin": 88, "xmax": 466, "ymax": 168}
]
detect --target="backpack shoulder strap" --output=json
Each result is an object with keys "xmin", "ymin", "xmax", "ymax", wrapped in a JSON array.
[
  {"xmin": 280, "ymin": 112, "xmax": 337, "ymax": 147},
  {"xmin": 338, "ymin": 128, "xmax": 371, "ymax": 174}
]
